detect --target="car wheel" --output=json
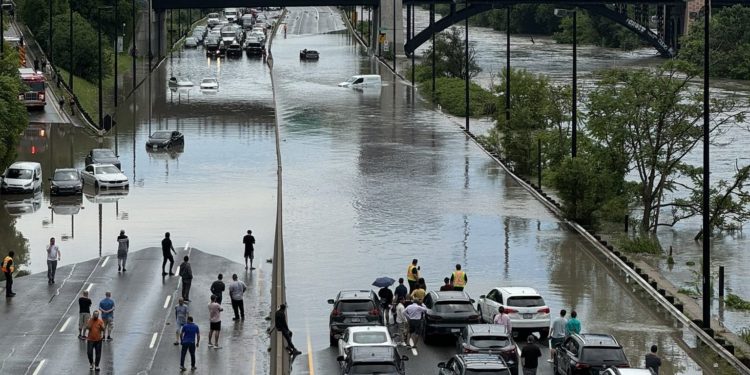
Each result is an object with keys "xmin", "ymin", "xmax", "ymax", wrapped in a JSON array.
[
  {"xmin": 539, "ymin": 329, "xmax": 549, "ymax": 341},
  {"xmin": 329, "ymin": 334, "xmax": 337, "ymax": 347}
]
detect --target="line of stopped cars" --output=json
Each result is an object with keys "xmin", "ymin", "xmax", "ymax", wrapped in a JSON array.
[{"xmin": 326, "ymin": 287, "xmax": 656, "ymax": 375}]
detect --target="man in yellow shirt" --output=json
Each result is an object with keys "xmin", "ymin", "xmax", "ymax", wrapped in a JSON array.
[
  {"xmin": 406, "ymin": 259, "xmax": 420, "ymax": 293},
  {"xmin": 2, "ymin": 251, "xmax": 15, "ymax": 297}
]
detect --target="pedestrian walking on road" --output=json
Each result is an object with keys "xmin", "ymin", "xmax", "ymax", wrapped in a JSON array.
[
  {"xmin": 439, "ymin": 277, "xmax": 453, "ymax": 291},
  {"xmin": 394, "ymin": 297, "xmax": 409, "ymax": 346},
  {"xmin": 174, "ymin": 297, "xmax": 189, "ymax": 345},
  {"xmin": 99, "ymin": 292, "xmax": 115, "ymax": 341},
  {"xmin": 162, "ymin": 232, "xmax": 177, "ymax": 275},
  {"xmin": 78, "ymin": 290, "xmax": 92, "ymax": 339},
  {"xmin": 179, "ymin": 256, "xmax": 193, "ymax": 302},
  {"xmin": 243, "ymin": 230, "xmax": 256, "ymax": 270},
  {"xmin": 494, "ymin": 307, "xmax": 512, "ymax": 333},
  {"xmin": 406, "ymin": 259, "xmax": 419, "ymax": 293},
  {"xmin": 403, "ymin": 299, "xmax": 427, "ymax": 349},
  {"xmin": 2, "ymin": 251, "xmax": 15, "ymax": 297},
  {"xmin": 179, "ymin": 316, "xmax": 200, "ymax": 371},
  {"xmin": 378, "ymin": 286, "xmax": 394, "ymax": 325},
  {"xmin": 450, "ymin": 264, "xmax": 467, "ymax": 291},
  {"xmin": 208, "ymin": 295, "xmax": 223, "ymax": 349},
  {"xmin": 565, "ymin": 310, "xmax": 581, "ymax": 336},
  {"xmin": 645, "ymin": 345, "xmax": 662, "ymax": 374},
  {"xmin": 274, "ymin": 304, "xmax": 302, "ymax": 355},
  {"xmin": 548, "ymin": 309, "xmax": 567, "ymax": 362},
  {"xmin": 228, "ymin": 274, "xmax": 247, "ymax": 321},
  {"xmin": 116, "ymin": 230, "xmax": 129, "ymax": 272},
  {"xmin": 46, "ymin": 237, "xmax": 60, "ymax": 284},
  {"xmin": 394, "ymin": 278, "xmax": 408, "ymax": 301},
  {"xmin": 86, "ymin": 310, "xmax": 105, "ymax": 371},
  {"xmin": 210, "ymin": 274, "xmax": 225, "ymax": 304},
  {"xmin": 521, "ymin": 334, "xmax": 542, "ymax": 375}
]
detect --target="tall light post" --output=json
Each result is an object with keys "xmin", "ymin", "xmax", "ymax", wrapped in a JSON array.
[
  {"xmin": 98, "ymin": 5, "xmax": 113, "ymax": 129},
  {"xmin": 69, "ymin": 0, "xmax": 73, "ymax": 90},
  {"xmin": 554, "ymin": 8, "xmax": 577, "ymax": 157},
  {"xmin": 464, "ymin": 11, "xmax": 469, "ymax": 132},
  {"xmin": 1, "ymin": 5, "xmax": 5, "ymax": 55},
  {"xmin": 114, "ymin": 0, "xmax": 119, "ymax": 111},
  {"xmin": 505, "ymin": 6, "xmax": 510, "ymax": 123},
  {"xmin": 48, "ymin": 0, "xmax": 53, "ymax": 66},
  {"xmin": 701, "ymin": 1, "xmax": 711, "ymax": 330},
  {"xmin": 132, "ymin": 0, "xmax": 136, "ymax": 89}
]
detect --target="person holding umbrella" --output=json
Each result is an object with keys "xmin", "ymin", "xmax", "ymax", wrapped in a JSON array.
[{"xmin": 373, "ymin": 277, "xmax": 395, "ymax": 326}]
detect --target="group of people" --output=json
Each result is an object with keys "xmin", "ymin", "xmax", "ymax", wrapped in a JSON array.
[{"xmin": 77, "ymin": 291, "xmax": 115, "ymax": 371}]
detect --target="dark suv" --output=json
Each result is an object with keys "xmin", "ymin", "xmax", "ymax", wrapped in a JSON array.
[
  {"xmin": 438, "ymin": 353, "xmax": 512, "ymax": 375},
  {"xmin": 423, "ymin": 291, "xmax": 481, "ymax": 342},
  {"xmin": 328, "ymin": 290, "xmax": 383, "ymax": 346},
  {"xmin": 456, "ymin": 325, "xmax": 518, "ymax": 375},
  {"xmin": 337, "ymin": 346, "xmax": 408, "ymax": 375},
  {"xmin": 554, "ymin": 333, "xmax": 630, "ymax": 375}
]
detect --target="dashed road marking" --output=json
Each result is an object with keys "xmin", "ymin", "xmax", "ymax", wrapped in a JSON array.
[
  {"xmin": 101, "ymin": 256, "xmax": 109, "ymax": 267},
  {"xmin": 183, "ymin": 242, "xmax": 190, "ymax": 252},
  {"xmin": 85, "ymin": 283, "xmax": 94, "ymax": 292},
  {"xmin": 163, "ymin": 295, "xmax": 171, "ymax": 309},
  {"xmin": 175, "ymin": 266, "xmax": 180, "ymax": 275},
  {"xmin": 31, "ymin": 359, "xmax": 46, "ymax": 375},
  {"xmin": 149, "ymin": 332, "xmax": 158, "ymax": 349},
  {"xmin": 306, "ymin": 319, "xmax": 314, "ymax": 375},
  {"xmin": 59, "ymin": 317, "xmax": 72, "ymax": 333}
]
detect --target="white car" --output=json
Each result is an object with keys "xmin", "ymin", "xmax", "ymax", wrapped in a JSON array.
[
  {"xmin": 476, "ymin": 287, "xmax": 551, "ymax": 339},
  {"xmin": 199, "ymin": 78, "xmax": 219, "ymax": 90},
  {"xmin": 207, "ymin": 13, "xmax": 221, "ymax": 28},
  {"xmin": 337, "ymin": 326, "xmax": 395, "ymax": 360},
  {"xmin": 601, "ymin": 369, "xmax": 655, "ymax": 375},
  {"xmin": 81, "ymin": 164, "xmax": 129, "ymax": 189},
  {"xmin": 184, "ymin": 37, "xmax": 198, "ymax": 48}
]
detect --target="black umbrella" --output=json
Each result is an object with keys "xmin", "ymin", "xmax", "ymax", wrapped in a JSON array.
[{"xmin": 372, "ymin": 276, "xmax": 395, "ymax": 288}]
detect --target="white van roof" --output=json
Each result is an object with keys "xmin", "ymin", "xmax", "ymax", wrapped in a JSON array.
[
  {"xmin": 8, "ymin": 162, "xmax": 41, "ymax": 170},
  {"xmin": 352, "ymin": 74, "xmax": 380, "ymax": 79}
]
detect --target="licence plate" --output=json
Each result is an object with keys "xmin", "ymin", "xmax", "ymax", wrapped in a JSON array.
[
  {"xmin": 350, "ymin": 318, "xmax": 361, "ymax": 323},
  {"xmin": 523, "ymin": 313, "xmax": 533, "ymax": 319},
  {"xmin": 451, "ymin": 328, "xmax": 461, "ymax": 333}
]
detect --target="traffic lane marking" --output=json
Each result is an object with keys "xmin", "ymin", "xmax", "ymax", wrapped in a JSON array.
[{"xmin": 58, "ymin": 317, "xmax": 72, "ymax": 333}]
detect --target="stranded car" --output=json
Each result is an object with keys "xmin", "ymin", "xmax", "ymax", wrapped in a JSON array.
[
  {"xmin": 438, "ymin": 353, "xmax": 512, "ymax": 375},
  {"xmin": 553, "ymin": 333, "xmax": 630, "ymax": 375},
  {"xmin": 299, "ymin": 49, "xmax": 319, "ymax": 60},
  {"xmin": 199, "ymin": 78, "xmax": 219, "ymax": 90},
  {"xmin": 456, "ymin": 325, "xmax": 518, "ymax": 375},
  {"xmin": 337, "ymin": 325, "xmax": 395, "ymax": 361},
  {"xmin": 49, "ymin": 168, "xmax": 83, "ymax": 196},
  {"xmin": 81, "ymin": 164, "xmax": 129, "ymax": 189},
  {"xmin": 422, "ymin": 291, "xmax": 481, "ymax": 342},
  {"xmin": 146, "ymin": 131, "xmax": 184, "ymax": 149},
  {"xmin": 184, "ymin": 37, "xmax": 198, "ymax": 48},
  {"xmin": 85, "ymin": 149, "xmax": 121, "ymax": 170},
  {"xmin": 1, "ymin": 161, "xmax": 42, "ymax": 193},
  {"xmin": 476, "ymin": 287, "xmax": 551, "ymax": 339},
  {"xmin": 328, "ymin": 289, "xmax": 383, "ymax": 346},
  {"xmin": 338, "ymin": 74, "xmax": 381, "ymax": 88},
  {"xmin": 337, "ymin": 346, "xmax": 407, "ymax": 375}
]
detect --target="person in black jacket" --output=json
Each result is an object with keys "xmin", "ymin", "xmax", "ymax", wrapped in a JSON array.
[
  {"xmin": 179, "ymin": 256, "xmax": 193, "ymax": 301},
  {"xmin": 274, "ymin": 304, "xmax": 301, "ymax": 355},
  {"xmin": 210, "ymin": 274, "xmax": 225, "ymax": 304},
  {"xmin": 161, "ymin": 232, "xmax": 176, "ymax": 276}
]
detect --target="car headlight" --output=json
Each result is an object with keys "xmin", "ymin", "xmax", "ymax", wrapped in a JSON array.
[{"xmin": 23, "ymin": 182, "xmax": 32, "ymax": 187}]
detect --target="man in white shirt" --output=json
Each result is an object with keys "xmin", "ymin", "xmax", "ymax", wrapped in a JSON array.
[
  {"xmin": 46, "ymin": 237, "xmax": 61, "ymax": 284},
  {"xmin": 403, "ymin": 300, "xmax": 427, "ymax": 349},
  {"xmin": 394, "ymin": 297, "xmax": 409, "ymax": 346},
  {"xmin": 228, "ymin": 274, "xmax": 247, "ymax": 321},
  {"xmin": 548, "ymin": 309, "xmax": 568, "ymax": 362}
]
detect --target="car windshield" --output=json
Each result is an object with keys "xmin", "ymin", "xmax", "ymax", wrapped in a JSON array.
[
  {"xmin": 25, "ymin": 82, "xmax": 45, "ymax": 91},
  {"xmin": 433, "ymin": 301, "xmax": 475, "ymax": 313},
  {"xmin": 352, "ymin": 331, "xmax": 388, "ymax": 344},
  {"xmin": 349, "ymin": 364, "xmax": 399, "ymax": 374},
  {"xmin": 151, "ymin": 132, "xmax": 172, "ymax": 139},
  {"xmin": 506, "ymin": 296, "xmax": 545, "ymax": 307},
  {"xmin": 581, "ymin": 347, "xmax": 627, "ymax": 363},
  {"xmin": 202, "ymin": 79, "xmax": 217, "ymax": 84},
  {"xmin": 470, "ymin": 335, "xmax": 511, "ymax": 348},
  {"xmin": 95, "ymin": 166, "xmax": 121, "ymax": 175},
  {"xmin": 208, "ymin": 13, "xmax": 219, "ymax": 18},
  {"xmin": 465, "ymin": 369, "xmax": 511, "ymax": 375},
  {"xmin": 5, "ymin": 168, "xmax": 32, "ymax": 179},
  {"xmin": 92, "ymin": 150, "xmax": 116, "ymax": 158},
  {"xmin": 53, "ymin": 171, "xmax": 79, "ymax": 181},
  {"xmin": 338, "ymin": 300, "xmax": 375, "ymax": 313}
]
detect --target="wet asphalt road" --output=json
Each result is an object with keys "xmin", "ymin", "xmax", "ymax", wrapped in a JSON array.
[{"xmin": 0, "ymin": 6, "xmax": 724, "ymax": 375}]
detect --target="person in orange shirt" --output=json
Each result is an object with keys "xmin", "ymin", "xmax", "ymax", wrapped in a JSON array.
[{"xmin": 86, "ymin": 310, "xmax": 106, "ymax": 371}]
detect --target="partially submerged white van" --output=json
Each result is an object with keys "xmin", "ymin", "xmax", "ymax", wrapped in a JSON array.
[
  {"xmin": 1, "ymin": 162, "xmax": 43, "ymax": 193},
  {"xmin": 338, "ymin": 74, "xmax": 382, "ymax": 88}
]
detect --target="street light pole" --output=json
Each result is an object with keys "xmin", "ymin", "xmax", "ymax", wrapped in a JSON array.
[
  {"xmin": 572, "ymin": 9, "xmax": 577, "ymax": 158},
  {"xmin": 464, "ymin": 13, "xmax": 469, "ymax": 132},
  {"xmin": 132, "ymin": 0, "xmax": 136, "ymax": 89},
  {"xmin": 505, "ymin": 6, "xmax": 510, "ymax": 123},
  {"xmin": 98, "ymin": 6, "xmax": 103, "ymax": 128},
  {"xmin": 114, "ymin": 0, "xmax": 118, "ymax": 109},
  {"xmin": 701, "ymin": 1, "xmax": 711, "ymax": 330},
  {"xmin": 2, "ymin": 7, "xmax": 5, "ymax": 55},
  {"xmin": 392, "ymin": 0, "xmax": 396, "ymax": 73},
  {"xmin": 49, "ymin": 0, "xmax": 53, "ymax": 66},
  {"xmin": 69, "ymin": 1, "xmax": 73, "ymax": 91}
]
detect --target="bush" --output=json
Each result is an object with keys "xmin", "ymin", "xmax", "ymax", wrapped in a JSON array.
[
  {"xmin": 725, "ymin": 294, "xmax": 750, "ymax": 310},
  {"xmin": 419, "ymin": 77, "xmax": 496, "ymax": 117},
  {"xmin": 617, "ymin": 235, "xmax": 662, "ymax": 254},
  {"xmin": 41, "ymin": 13, "xmax": 113, "ymax": 83}
]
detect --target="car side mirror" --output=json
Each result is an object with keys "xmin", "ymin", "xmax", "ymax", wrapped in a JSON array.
[
  {"xmin": 437, "ymin": 362, "xmax": 446, "ymax": 368},
  {"xmin": 470, "ymin": 299, "xmax": 475, "ymax": 303},
  {"xmin": 479, "ymin": 294, "xmax": 486, "ymax": 299},
  {"xmin": 401, "ymin": 355, "xmax": 409, "ymax": 361},
  {"xmin": 327, "ymin": 299, "xmax": 334, "ymax": 304},
  {"xmin": 336, "ymin": 355, "xmax": 344, "ymax": 362}
]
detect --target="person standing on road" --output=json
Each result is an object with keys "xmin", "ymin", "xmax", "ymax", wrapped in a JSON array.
[
  {"xmin": 78, "ymin": 290, "xmax": 92, "ymax": 339},
  {"xmin": 494, "ymin": 307, "xmax": 512, "ymax": 333},
  {"xmin": 410, "ymin": 278, "xmax": 426, "ymax": 303},
  {"xmin": 161, "ymin": 232, "xmax": 177, "ymax": 276},
  {"xmin": 406, "ymin": 259, "xmax": 419, "ymax": 293},
  {"xmin": 116, "ymin": 230, "xmax": 129, "ymax": 273},
  {"xmin": 243, "ymin": 230, "xmax": 256, "ymax": 270},
  {"xmin": 565, "ymin": 310, "xmax": 581, "ymax": 336},
  {"xmin": 179, "ymin": 316, "xmax": 200, "ymax": 371},
  {"xmin": 394, "ymin": 278, "xmax": 408, "ymax": 301},
  {"xmin": 521, "ymin": 334, "xmax": 542, "ymax": 375},
  {"xmin": 228, "ymin": 273, "xmax": 247, "ymax": 321},
  {"xmin": 645, "ymin": 345, "xmax": 662, "ymax": 374},
  {"xmin": 179, "ymin": 256, "xmax": 193, "ymax": 302},
  {"xmin": 2, "ymin": 251, "xmax": 15, "ymax": 297},
  {"xmin": 450, "ymin": 264, "xmax": 467, "ymax": 291},
  {"xmin": 548, "ymin": 309, "xmax": 567, "ymax": 362},
  {"xmin": 378, "ymin": 286, "xmax": 394, "ymax": 325},
  {"xmin": 46, "ymin": 237, "xmax": 60, "ymax": 284},
  {"xmin": 274, "ymin": 304, "xmax": 302, "ymax": 355},
  {"xmin": 403, "ymin": 299, "xmax": 427, "ymax": 349},
  {"xmin": 86, "ymin": 310, "xmax": 105, "ymax": 371},
  {"xmin": 440, "ymin": 277, "xmax": 454, "ymax": 291},
  {"xmin": 208, "ymin": 295, "xmax": 224, "ymax": 349},
  {"xmin": 174, "ymin": 297, "xmax": 189, "ymax": 345},
  {"xmin": 394, "ymin": 297, "xmax": 409, "ymax": 346},
  {"xmin": 99, "ymin": 292, "xmax": 115, "ymax": 341},
  {"xmin": 210, "ymin": 274, "xmax": 226, "ymax": 304}
]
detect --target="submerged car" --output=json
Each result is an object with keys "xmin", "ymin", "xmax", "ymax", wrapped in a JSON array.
[
  {"xmin": 85, "ymin": 149, "xmax": 121, "ymax": 170},
  {"xmin": 299, "ymin": 49, "xmax": 319, "ymax": 60},
  {"xmin": 1, "ymin": 161, "xmax": 42, "ymax": 193},
  {"xmin": 200, "ymin": 78, "xmax": 219, "ymax": 90},
  {"xmin": 184, "ymin": 37, "xmax": 198, "ymax": 48},
  {"xmin": 49, "ymin": 168, "xmax": 83, "ymax": 196},
  {"xmin": 146, "ymin": 131, "xmax": 184, "ymax": 150},
  {"xmin": 81, "ymin": 164, "xmax": 129, "ymax": 189}
]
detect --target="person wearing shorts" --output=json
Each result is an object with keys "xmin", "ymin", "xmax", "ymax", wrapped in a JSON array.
[
  {"xmin": 208, "ymin": 295, "xmax": 223, "ymax": 349},
  {"xmin": 78, "ymin": 290, "xmax": 92, "ymax": 339},
  {"xmin": 174, "ymin": 297, "xmax": 189, "ymax": 345},
  {"xmin": 549, "ymin": 309, "xmax": 567, "ymax": 362},
  {"xmin": 243, "ymin": 230, "xmax": 256, "ymax": 270}
]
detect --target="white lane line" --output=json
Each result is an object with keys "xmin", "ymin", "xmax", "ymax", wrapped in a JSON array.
[
  {"xmin": 175, "ymin": 266, "xmax": 180, "ymax": 275},
  {"xmin": 59, "ymin": 317, "xmax": 72, "ymax": 333},
  {"xmin": 149, "ymin": 332, "xmax": 158, "ymax": 349},
  {"xmin": 31, "ymin": 359, "xmax": 46, "ymax": 375},
  {"xmin": 163, "ymin": 295, "xmax": 171, "ymax": 309},
  {"xmin": 410, "ymin": 338, "xmax": 418, "ymax": 356},
  {"xmin": 85, "ymin": 283, "xmax": 94, "ymax": 292},
  {"xmin": 183, "ymin": 242, "xmax": 190, "ymax": 252},
  {"xmin": 101, "ymin": 256, "xmax": 109, "ymax": 267}
]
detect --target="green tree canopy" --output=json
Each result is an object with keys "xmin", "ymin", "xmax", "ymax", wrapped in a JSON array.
[
  {"xmin": 39, "ymin": 12, "xmax": 113, "ymax": 82},
  {"xmin": 0, "ymin": 75, "xmax": 29, "ymax": 171}
]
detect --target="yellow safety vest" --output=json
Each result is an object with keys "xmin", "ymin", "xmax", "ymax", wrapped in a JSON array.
[
  {"xmin": 452, "ymin": 271, "xmax": 466, "ymax": 287},
  {"xmin": 407, "ymin": 264, "xmax": 418, "ymax": 281},
  {"xmin": 1, "ymin": 256, "xmax": 13, "ymax": 273}
]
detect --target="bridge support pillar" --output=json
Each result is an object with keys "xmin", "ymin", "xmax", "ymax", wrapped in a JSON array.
[
  {"xmin": 379, "ymin": 0, "xmax": 404, "ymax": 56},
  {"xmin": 153, "ymin": 9, "xmax": 167, "ymax": 61}
]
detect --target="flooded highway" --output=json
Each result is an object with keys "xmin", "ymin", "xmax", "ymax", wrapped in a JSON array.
[{"xmin": 0, "ymin": 5, "xmax": 735, "ymax": 374}]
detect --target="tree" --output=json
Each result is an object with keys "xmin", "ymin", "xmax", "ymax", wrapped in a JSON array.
[
  {"xmin": 418, "ymin": 27, "xmax": 481, "ymax": 81},
  {"xmin": 586, "ymin": 61, "xmax": 747, "ymax": 232},
  {"xmin": 679, "ymin": 5, "xmax": 750, "ymax": 80},
  {"xmin": 0, "ymin": 75, "xmax": 30, "ymax": 171},
  {"xmin": 40, "ymin": 13, "xmax": 112, "ymax": 82},
  {"xmin": 554, "ymin": 10, "xmax": 643, "ymax": 49}
]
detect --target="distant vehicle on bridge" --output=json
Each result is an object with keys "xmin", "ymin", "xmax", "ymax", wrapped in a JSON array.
[{"xmin": 18, "ymin": 68, "xmax": 46, "ymax": 110}]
